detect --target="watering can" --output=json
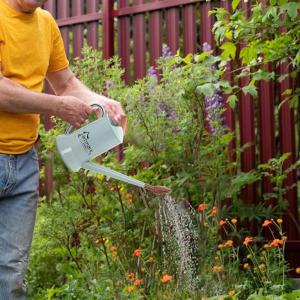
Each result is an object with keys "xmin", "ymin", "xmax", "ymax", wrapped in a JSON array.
[{"xmin": 56, "ymin": 104, "xmax": 168, "ymax": 192}]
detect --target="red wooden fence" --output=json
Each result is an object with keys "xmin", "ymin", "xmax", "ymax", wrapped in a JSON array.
[{"xmin": 43, "ymin": 0, "xmax": 300, "ymax": 273}]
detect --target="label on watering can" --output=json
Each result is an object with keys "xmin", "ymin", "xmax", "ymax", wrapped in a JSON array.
[{"xmin": 78, "ymin": 131, "xmax": 93, "ymax": 155}]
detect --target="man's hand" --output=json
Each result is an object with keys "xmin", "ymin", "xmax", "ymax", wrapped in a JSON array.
[
  {"xmin": 47, "ymin": 68, "xmax": 127, "ymax": 134},
  {"xmin": 56, "ymin": 96, "xmax": 94, "ymax": 128},
  {"xmin": 99, "ymin": 96, "xmax": 127, "ymax": 134}
]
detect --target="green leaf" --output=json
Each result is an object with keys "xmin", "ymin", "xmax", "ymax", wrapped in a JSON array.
[
  {"xmin": 290, "ymin": 95, "xmax": 298, "ymax": 109},
  {"xmin": 220, "ymin": 42, "xmax": 237, "ymax": 60},
  {"xmin": 227, "ymin": 94, "xmax": 238, "ymax": 109},
  {"xmin": 270, "ymin": 0, "xmax": 277, "ymax": 5},
  {"xmin": 282, "ymin": 88, "xmax": 292, "ymax": 96},
  {"xmin": 232, "ymin": 0, "xmax": 241, "ymax": 11},
  {"xmin": 281, "ymin": 2, "xmax": 300, "ymax": 20},
  {"xmin": 196, "ymin": 83, "xmax": 215, "ymax": 98},
  {"xmin": 195, "ymin": 51, "xmax": 211, "ymax": 63},
  {"xmin": 242, "ymin": 85, "xmax": 258, "ymax": 97}
]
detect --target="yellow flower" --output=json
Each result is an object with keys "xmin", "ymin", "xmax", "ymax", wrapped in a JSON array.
[
  {"xmin": 231, "ymin": 218, "xmax": 237, "ymax": 224},
  {"xmin": 277, "ymin": 218, "xmax": 283, "ymax": 224},
  {"xmin": 212, "ymin": 265, "xmax": 224, "ymax": 272},
  {"xmin": 228, "ymin": 290, "xmax": 236, "ymax": 296},
  {"xmin": 296, "ymin": 267, "xmax": 300, "ymax": 274},
  {"xmin": 259, "ymin": 264, "xmax": 266, "ymax": 271},
  {"xmin": 125, "ymin": 285, "xmax": 135, "ymax": 293},
  {"xmin": 243, "ymin": 263, "xmax": 249, "ymax": 270}
]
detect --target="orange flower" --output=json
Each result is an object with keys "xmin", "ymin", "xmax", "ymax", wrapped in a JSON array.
[
  {"xmin": 270, "ymin": 239, "xmax": 284, "ymax": 247},
  {"xmin": 132, "ymin": 248, "xmax": 142, "ymax": 257},
  {"xmin": 148, "ymin": 256, "xmax": 153, "ymax": 263},
  {"xmin": 133, "ymin": 279, "xmax": 142, "ymax": 286},
  {"xmin": 110, "ymin": 246, "xmax": 118, "ymax": 251},
  {"xmin": 243, "ymin": 236, "xmax": 253, "ymax": 246},
  {"xmin": 197, "ymin": 203, "xmax": 206, "ymax": 211},
  {"xmin": 128, "ymin": 272, "xmax": 135, "ymax": 279},
  {"xmin": 161, "ymin": 274, "xmax": 173, "ymax": 283},
  {"xmin": 224, "ymin": 240, "xmax": 233, "ymax": 247},
  {"xmin": 219, "ymin": 220, "xmax": 226, "ymax": 226},
  {"xmin": 243, "ymin": 263, "xmax": 249, "ymax": 270},
  {"xmin": 296, "ymin": 267, "xmax": 300, "ymax": 274},
  {"xmin": 262, "ymin": 220, "xmax": 272, "ymax": 227},
  {"xmin": 211, "ymin": 206, "xmax": 218, "ymax": 217},
  {"xmin": 228, "ymin": 290, "xmax": 235, "ymax": 296}
]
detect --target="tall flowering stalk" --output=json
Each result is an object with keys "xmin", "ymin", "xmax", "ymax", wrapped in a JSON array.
[{"xmin": 202, "ymin": 42, "xmax": 225, "ymax": 136}]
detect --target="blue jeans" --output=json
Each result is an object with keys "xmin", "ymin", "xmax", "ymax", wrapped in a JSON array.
[{"xmin": 0, "ymin": 148, "xmax": 39, "ymax": 300}]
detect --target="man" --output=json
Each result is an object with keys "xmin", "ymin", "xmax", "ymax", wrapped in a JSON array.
[{"xmin": 0, "ymin": 0, "xmax": 127, "ymax": 299}]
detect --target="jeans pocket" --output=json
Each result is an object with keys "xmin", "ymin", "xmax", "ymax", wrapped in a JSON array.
[{"xmin": 0, "ymin": 154, "xmax": 9, "ymax": 193}]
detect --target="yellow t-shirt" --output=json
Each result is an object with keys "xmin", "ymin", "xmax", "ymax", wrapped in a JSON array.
[{"xmin": 0, "ymin": 0, "xmax": 69, "ymax": 154}]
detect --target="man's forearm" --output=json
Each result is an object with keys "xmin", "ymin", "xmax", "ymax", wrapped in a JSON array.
[
  {"xmin": 57, "ymin": 75, "xmax": 104, "ymax": 105},
  {"xmin": 0, "ymin": 76, "xmax": 61, "ymax": 115}
]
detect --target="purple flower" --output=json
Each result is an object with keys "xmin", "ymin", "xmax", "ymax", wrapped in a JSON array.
[
  {"xmin": 148, "ymin": 66, "xmax": 157, "ymax": 78},
  {"xmin": 162, "ymin": 44, "xmax": 172, "ymax": 58},
  {"xmin": 158, "ymin": 101, "xmax": 176, "ymax": 120},
  {"xmin": 105, "ymin": 80, "xmax": 114, "ymax": 92},
  {"xmin": 202, "ymin": 42, "xmax": 212, "ymax": 52},
  {"xmin": 205, "ymin": 90, "xmax": 225, "ymax": 135}
]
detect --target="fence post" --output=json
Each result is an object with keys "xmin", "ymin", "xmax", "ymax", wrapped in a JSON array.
[{"xmin": 102, "ymin": 0, "xmax": 114, "ymax": 59}]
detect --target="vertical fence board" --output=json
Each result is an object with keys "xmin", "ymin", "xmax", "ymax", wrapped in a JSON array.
[
  {"xmin": 118, "ymin": 0, "xmax": 131, "ymax": 83},
  {"xmin": 200, "ymin": 1, "xmax": 214, "ymax": 48},
  {"xmin": 166, "ymin": 8, "xmax": 179, "ymax": 55},
  {"xmin": 57, "ymin": 0, "xmax": 70, "ymax": 57},
  {"xmin": 44, "ymin": 0, "xmax": 56, "ymax": 17},
  {"xmin": 149, "ymin": 0, "xmax": 162, "ymax": 67},
  {"xmin": 279, "ymin": 63, "xmax": 299, "ymax": 240},
  {"xmin": 220, "ymin": 0, "xmax": 235, "ymax": 158},
  {"xmin": 72, "ymin": 0, "xmax": 84, "ymax": 58},
  {"xmin": 102, "ymin": 0, "xmax": 114, "ymax": 59},
  {"xmin": 87, "ymin": 0, "xmax": 99, "ymax": 49},
  {"xmin": 258, "ymin": 0, "xmax": 275, "ymax": 202},
  {"xmin": 133, "ymin": 0, "xmax": 146, "ymax": 79},
  {"xmin": 239, "ymin": 2, "xmax": 257, "ymax": 208},
  {"xmin": 259, "ymin": 64, "xmax": 275, "ymax": 195},
  {"xmin": 183, "ymin": 4, "xmax": 196, "ymax": 55}
]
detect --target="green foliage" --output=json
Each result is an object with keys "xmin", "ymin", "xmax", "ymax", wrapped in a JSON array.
[
  {"xmin": 212, "ymin": 0, "xmax": 300, "ymax": 105},
  {"xmin": 27, "ymin": 4, "xmax": 300, "ymax": 295}
]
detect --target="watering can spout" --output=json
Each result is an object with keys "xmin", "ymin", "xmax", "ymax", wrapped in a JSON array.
[{"xmin": 82, "ymin": 162, "xmax": 145, "ymax": 188}]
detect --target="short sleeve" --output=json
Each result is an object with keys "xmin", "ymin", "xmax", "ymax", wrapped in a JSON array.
[
  {"xmin": 47, "ymin": 17, "xmax": 69, "ymax": 73},
  {"xmin": 0, "ymin": 21, "xmax": 4, "ymax": 65}
]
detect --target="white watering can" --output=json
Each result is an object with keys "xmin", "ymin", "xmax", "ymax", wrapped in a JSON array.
[{"xmin": 56, "ymin": 104, "xmax": 171, "ymax": 195}]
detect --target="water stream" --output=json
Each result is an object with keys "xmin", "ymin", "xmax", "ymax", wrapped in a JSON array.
[{"xmin": 158, "ymin": 194, "xmax": 198, "ymax": 290}]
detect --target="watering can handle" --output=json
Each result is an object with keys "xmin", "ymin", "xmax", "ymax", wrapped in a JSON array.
[{"xmin": 65, "ymin": 103, "xmax": 106, "ymax": 135}]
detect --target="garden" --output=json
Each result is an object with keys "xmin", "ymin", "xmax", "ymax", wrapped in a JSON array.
[{"xmin": 26, "ymin": 1, "xmax": 300, "ymax": 299}]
